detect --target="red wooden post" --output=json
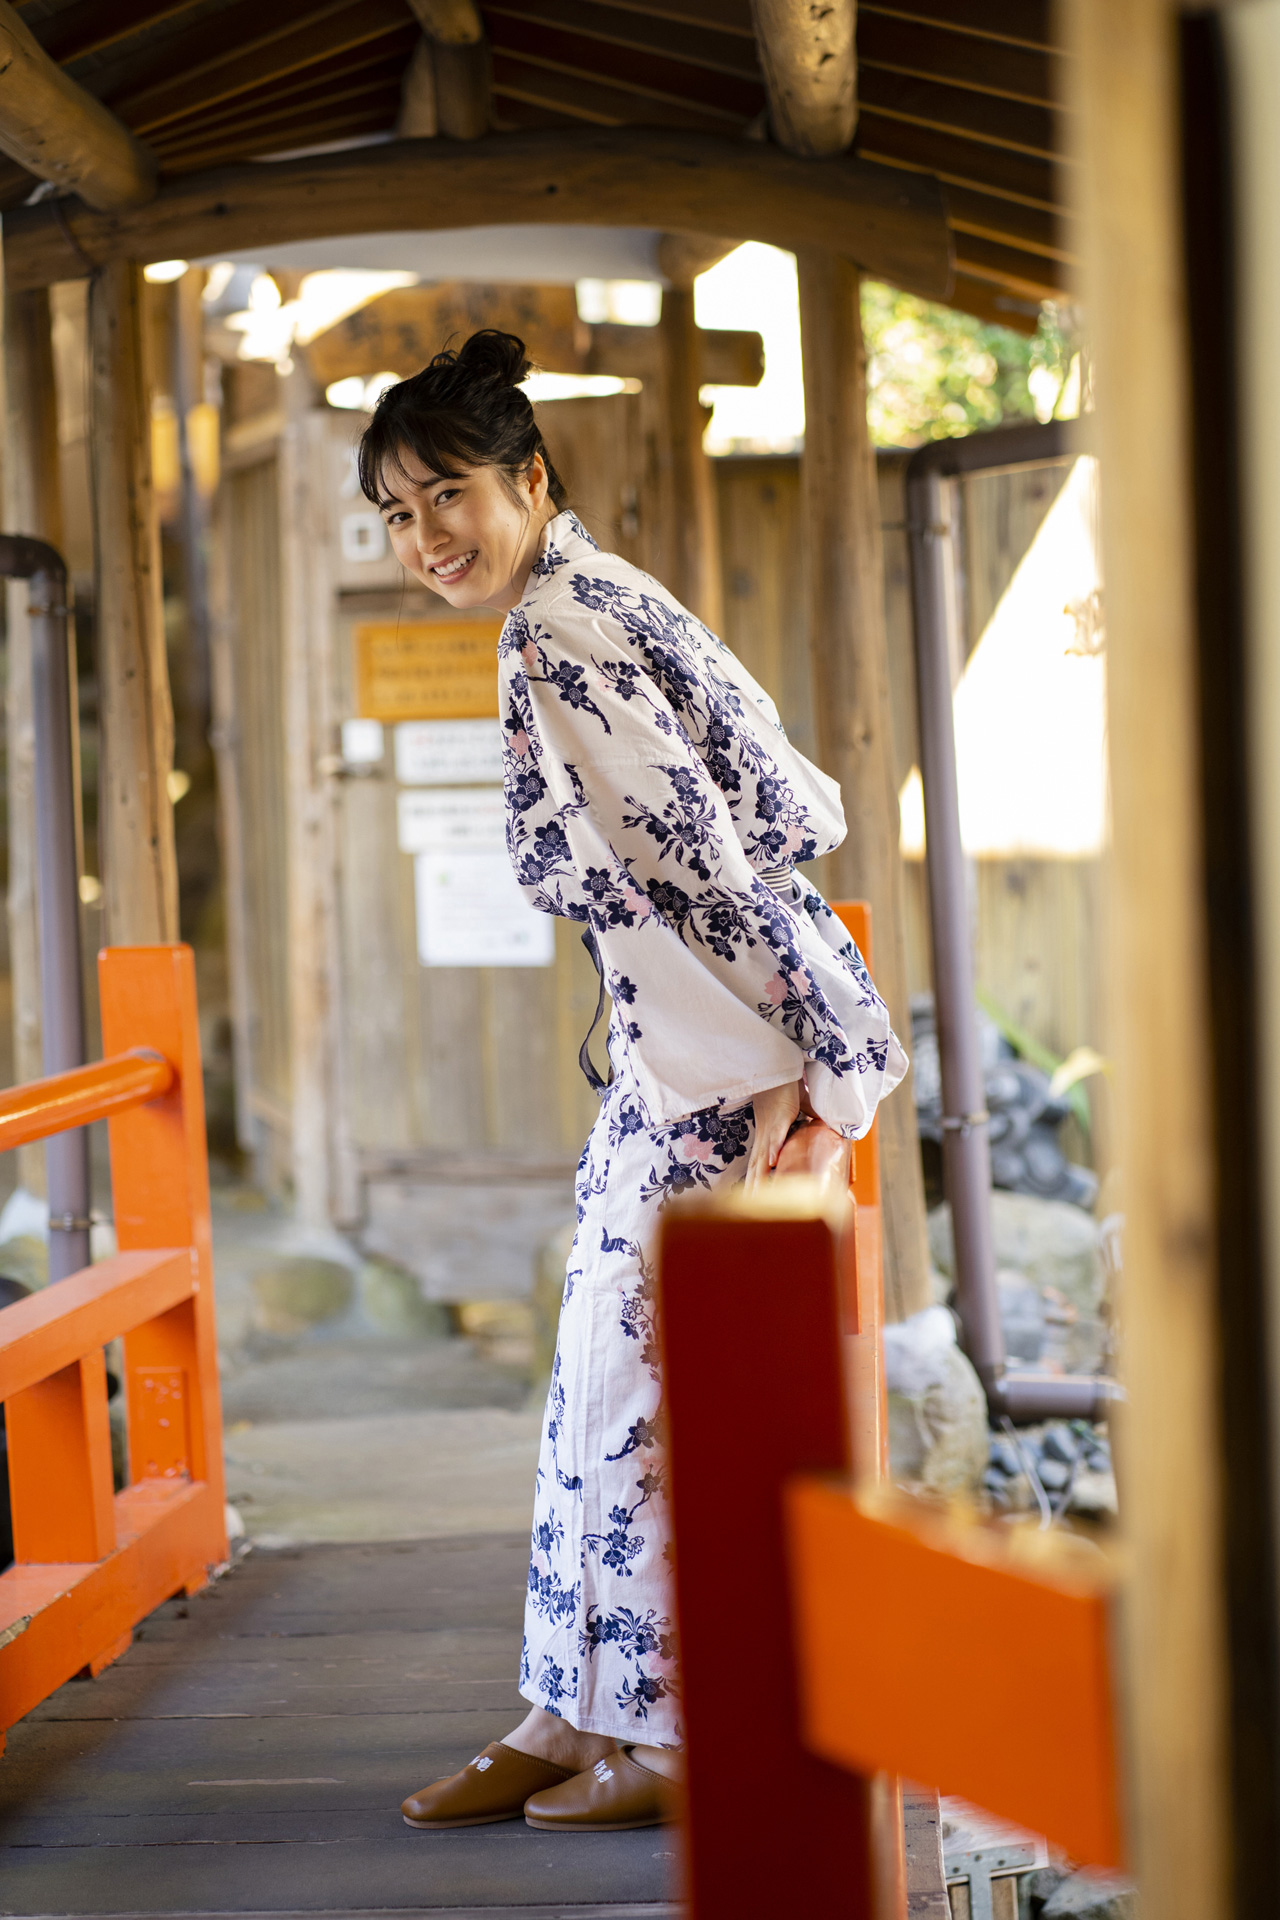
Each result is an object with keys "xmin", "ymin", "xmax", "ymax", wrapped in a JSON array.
[
  {"xmin": 7, "ymin": 1348, "xmax": 116, "ymax": 1563},
  {"xmin": 98, "ymin": 945, "xmax": 226, "ymax": 1533},
  {"xmin": 661, "ymin": 1197, "xmax": 875, "ymax": 1918}
]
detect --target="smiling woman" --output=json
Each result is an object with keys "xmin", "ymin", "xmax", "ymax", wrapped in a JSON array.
[
  {"xmin": 354, "ymin": 329, "xmax": 908, "ymax": 1837},
  {"xmin": 358, "ymin": 331, "xmax": 569, "ymax": 611}
]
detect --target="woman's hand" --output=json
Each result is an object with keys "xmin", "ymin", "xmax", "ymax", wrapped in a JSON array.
[{"xmin": 745, "ymin": 1080, "xmax": 802, "ymax": 1191}]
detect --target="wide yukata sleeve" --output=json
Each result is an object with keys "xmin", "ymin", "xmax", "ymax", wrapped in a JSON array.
[{"xmin": 505, "ymin": 585, "xmax": 899, "ymax": 1131}]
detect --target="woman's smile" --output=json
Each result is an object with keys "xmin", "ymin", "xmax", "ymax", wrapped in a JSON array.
[{"xmin": 430, "ymin": 547, "xmax": 479, "ymax": 583}]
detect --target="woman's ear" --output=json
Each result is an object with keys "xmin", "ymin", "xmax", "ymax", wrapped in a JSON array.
[{"xmin": 527, "ymin": 451, "xmax": 551, "ymax": 512}]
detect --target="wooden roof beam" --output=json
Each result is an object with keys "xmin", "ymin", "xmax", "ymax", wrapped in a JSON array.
[
  {"xmin": 407, "ymin": 0, "xmax": 490, "ymax": 138},
  {"xmin": 3, "ymin": 127, "xmax": 952, "ymax": 298},
  {"xmin": 750, "ymin": 0, "xmax": 857, "ymax": 155},
  {"xmin": 0, "ymin": 0, "xmax": 155, "ymax": 208}
]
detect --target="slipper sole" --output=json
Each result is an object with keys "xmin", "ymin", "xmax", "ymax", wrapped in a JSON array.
[
  {"xmin": 523, "ymin": 1814, "xmax": 672, "ymax": 1832},
  {"xmin": 403, "ymin": 1808, "xmax": 528, "ymax": 1829}
]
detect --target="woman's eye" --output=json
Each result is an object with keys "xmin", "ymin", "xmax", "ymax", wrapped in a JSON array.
[{"xmin": 434, "ymin": 488, "xmax": 459, "ymax": 505}]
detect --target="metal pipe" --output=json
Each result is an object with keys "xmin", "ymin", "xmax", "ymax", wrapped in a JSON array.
[
  {"xmin": 0, "ymin": 534, "xmax": 90, "ymax": 1280},
  {"xmin": 905, "ymin": 423, "xmax": 1119, "ymax": 1423}
]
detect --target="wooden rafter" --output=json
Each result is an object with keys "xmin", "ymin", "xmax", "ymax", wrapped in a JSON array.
[
  {"xmin": 486, "ymin": 16, "xmax": 763, "ymax": 118},
  {"xmin": 481, "ymin": 0, "xmax": 763, "ymax": 83},
  {"xmin": 145, "ymin": 37, "xmax": 414, "ymax": 154},
  {"xmin": 854, "ymin": 112, "xmax": 1059, "ymax": 211},
  {"xmin": 0, "ymin": 0, "xmax": 155, "ymax": 207},
  {"xmin": 856, "ymin": 67, "xmax": 1057, "ymax": 159},
  {"xmin": 951, "ymin": 230, "xmax": 1064, "ymax": 301},
  {"xmin": 751, "ymin": 0, "xmax": 856, "ymax": 156},
  {"xmin": 859, "ymin": 0, "xmax": 1057, "ymax": 53},
  {"xmin": 943, "ymin": 184, "xmax": 1074, "ymax": 263},
  {"xmin": 35, "ymin": 0, "xmax": 206, "ymax": 69},
  {"xmin": 490, "ymin": 52, "xmax": 750, "ymax": 129},
  {"xmin": 150, "ymin": 70, "xmax": 406, "ymax": 164},
  {"xmin": 108, "ymin": 0, "xmax": 405, "ymax": 133},
  {"xmin": 161, "ymin": 103, "xmax": 399, "ymax": 173},
  {"xmin": 3, "ymin": 129, "xmax": 952, "ymax": 297},
  {"xmin": 857, "ymin": 12, "xmax": 1059, "ymax": 106}
]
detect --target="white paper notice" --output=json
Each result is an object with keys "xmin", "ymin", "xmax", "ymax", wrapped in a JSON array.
[
  {"xmin": 397, "ymin": 786, "xmax": 506, "ymax": 854},
  {"xmin": 395, "ymin": 718, "xmax": 504, "ymax": 786},
  {"xmin": 413, "ymin": 850, "xmax": 555, "ymax": 968}
]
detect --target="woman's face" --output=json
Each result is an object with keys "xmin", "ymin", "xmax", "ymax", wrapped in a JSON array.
[{"xmin": 375, "ymin": 447, "xmax": 552, "ymax": 613}]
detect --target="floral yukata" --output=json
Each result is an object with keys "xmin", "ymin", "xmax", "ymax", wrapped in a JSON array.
[{"xmin": 502, "ymin": 510, "xmax": 908, "ymax": 1743}]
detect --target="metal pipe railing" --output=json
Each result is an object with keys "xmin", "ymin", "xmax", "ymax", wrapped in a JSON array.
[
  {"xmin": 0, "ymin": 535, "xmax": 88, "ymax": 1281},
  {"xmin": 905, "ymin": 423, "xmax": 1119, "ymax": 1423}
]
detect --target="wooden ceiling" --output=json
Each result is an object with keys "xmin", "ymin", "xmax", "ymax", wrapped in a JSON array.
[{"xmin": 4, "ymin": 0, "xmax": 1070, "ymax": 323}]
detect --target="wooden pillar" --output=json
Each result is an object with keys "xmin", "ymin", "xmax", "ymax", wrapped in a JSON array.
[
  {"xmin": 639, "ymin": 247, "xmax": 724, "ymax": 630},
  {"xmin": 1071, "ymin": 3, "xmax": 1230, "ymax": 1916},
  {"xmin": 89, "ymin": 259, "xmax": 178, "ymax": 946},
  {"xmin": 2, "ymin": 286, "xmax": 62, "ymax": 1192},
  {"xmin": 797, "ymin": 247, "xmax": 930, "ymax": 1323},
  {"xmin": 278, "ymin": 371, "xmax": 353, "ymax": 1228}
]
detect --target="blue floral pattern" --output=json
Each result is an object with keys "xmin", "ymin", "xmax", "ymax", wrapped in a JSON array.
[
  {"xmin": 514, "ymin": 513, "xmax": 909, "ymax": 1744},
  {"xmin": 521, "ymin": 1062, "xmax": 751, "ymax": 1741},
  {"xmin": 500, "ymin": 511, "xmax": 907, "ymax": 1138}
]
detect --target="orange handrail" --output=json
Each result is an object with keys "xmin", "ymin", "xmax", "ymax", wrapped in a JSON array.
[
  {"xmin": 0, "ymin": 945, "xmax": 226, "ymax": 1755},
  {"xmin": 0, "ymin": 1049, "xmax": 174, "ymax": 1154}
]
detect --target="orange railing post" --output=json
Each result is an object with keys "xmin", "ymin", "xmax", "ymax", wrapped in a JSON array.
[
  {"xmin": 99, "ymin": 947, "xmax": 224, "ymax": 1505},
  {"xmin": 0, "ymin": 944, "xmax": 227, "ymax": 1751},
  {"xmin": 662, "ymin": 1187, "xmax": 874, "ymax": 1919}
]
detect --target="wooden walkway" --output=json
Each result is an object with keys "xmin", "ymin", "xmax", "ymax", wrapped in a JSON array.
[{"xmin": 0, "ymin": 1535, "xmax": 677, "ymax": 1918}]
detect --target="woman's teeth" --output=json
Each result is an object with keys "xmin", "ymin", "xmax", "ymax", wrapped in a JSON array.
[{"xmin": 434, "ymin": 550, "xmax": 477, "ymax": 580}]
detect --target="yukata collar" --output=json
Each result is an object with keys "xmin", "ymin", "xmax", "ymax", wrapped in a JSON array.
[{"xmin": 520, "ymin": 509, "xmax": 599, "ymax": 606}]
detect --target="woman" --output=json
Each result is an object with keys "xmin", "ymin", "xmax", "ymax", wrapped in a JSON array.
[{"xmin": 358, "ymin": 330, "xmax": 907, "ymax": 1834}]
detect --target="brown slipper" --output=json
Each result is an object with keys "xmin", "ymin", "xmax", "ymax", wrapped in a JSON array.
[
  {"xmin": 402, "ymin": 1740, "xmax": 578, "ymax": 1829},
  {"xmin": 523, "ymin": 1746, "xmax": 677, "ymax": 1832}
]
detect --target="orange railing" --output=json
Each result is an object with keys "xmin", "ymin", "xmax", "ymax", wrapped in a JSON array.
[
  {"xmin": 659, "ymin": 902, "xmax": 1121, "ymax": 1918},
  {"xmin": 0, "ymin": 946, "xmax": 226, "ymax": 1753}
]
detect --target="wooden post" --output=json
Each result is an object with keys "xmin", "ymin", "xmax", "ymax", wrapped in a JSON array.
[
  {"xmin": 797, "ymin": 247, "xmax": 930, "ymax": 1323},
  {"xmin": 1070, "ymin": 3, "xmax": 1230, "ymax": 1916},
  {"xmin": 278, "ymin": 377, "xmax": 353, "ymax": 1227},
  {"xmin": 639, "ymin": 247, "xmax": 724, "ymax": 630},
  {"xmin": 89, "ymin": 259, "xmax": 179, "ymax": 946},
  {"xmin": 1, "ymin": 285, "xmax": 61, "ymax": 1192}
]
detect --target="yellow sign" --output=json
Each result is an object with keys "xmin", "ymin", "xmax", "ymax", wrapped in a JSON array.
[{"xmin": 354, "ymin": 619, "xmax": 502, "ymax": 721}]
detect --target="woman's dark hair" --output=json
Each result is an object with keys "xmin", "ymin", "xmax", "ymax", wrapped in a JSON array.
[{"xmin": 357, "ymin": 328, "xmax": 568, "ymax": 511}]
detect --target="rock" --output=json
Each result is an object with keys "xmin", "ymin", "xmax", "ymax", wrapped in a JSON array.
[
  {"xmin": 356, "ymin": 1258, "xmax": 452, "ymax": 1339},
  {"xmin": 1067, "ymin": 1467, "xmax": 1119, "ymax": 1517},
  {"xmin": 1042, "ymin": 1868, "xmax": 1136, "ymax": 1918},
  {"xmin": 989, "ymin": 1435, "xmax": 1021, "ymax": 1477},
  {"xmin": 1041, "ymin": 1423, "xmax": 1080, "ymax": 1465},
  {"xmin": 0, "ymin": 1234, "xmax": 47, "ymax": 1293},
  {"xmin": 998, "ymin": 1270, "xmax": 1047, "ymax": 1362},
  {"xmin": 885, "ymin": 1306, "xmax": 989, "ymax": 1496},
  {"xmin": 456, "ymin": 1299, "xmax": 536, "ymax": 1372},
  {"xmin": 250, "ymin": 1257, "xmax": 354, "ymax": 1335},
  {"xmin": 1023, "ymin": 1867, "xmax": 1070, "ymax": 1914},
  {"xmin": 929, "ymin": 1192, "xmax": 1107, "ymax": 1373},
  {"xmin": 1036, "ymin": 1455, "xmax": 1071, "ymax": 1492}
]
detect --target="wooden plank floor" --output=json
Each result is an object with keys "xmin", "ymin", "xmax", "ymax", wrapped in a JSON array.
[{"xmin": 0, "ymin": 1536, "xmax": 679, "ymax": 1917}]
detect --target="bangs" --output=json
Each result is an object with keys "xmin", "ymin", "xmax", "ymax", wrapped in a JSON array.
[{"xmin": 357, "ymin": 401, "xmax": 479, "ymax": 507}]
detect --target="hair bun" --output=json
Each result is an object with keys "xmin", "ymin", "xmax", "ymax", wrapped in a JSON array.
[{"xmin": 456, "ymin": 328, "xmax": 530, "ymax": 388}]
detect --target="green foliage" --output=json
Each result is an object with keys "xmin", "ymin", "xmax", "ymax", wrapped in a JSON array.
[{"xmin": 860, "ymin": 282, "xmax": 1080, "ymax": 448}]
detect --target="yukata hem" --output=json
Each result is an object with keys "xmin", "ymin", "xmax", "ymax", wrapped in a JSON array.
[
  {"xmin": 635, "ymin": 1063, "xmax": 806, "ymax": 1129},
  {"xmin": 514, "ymin": 1683, "xmax": 672, "ymax": 1742}
]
